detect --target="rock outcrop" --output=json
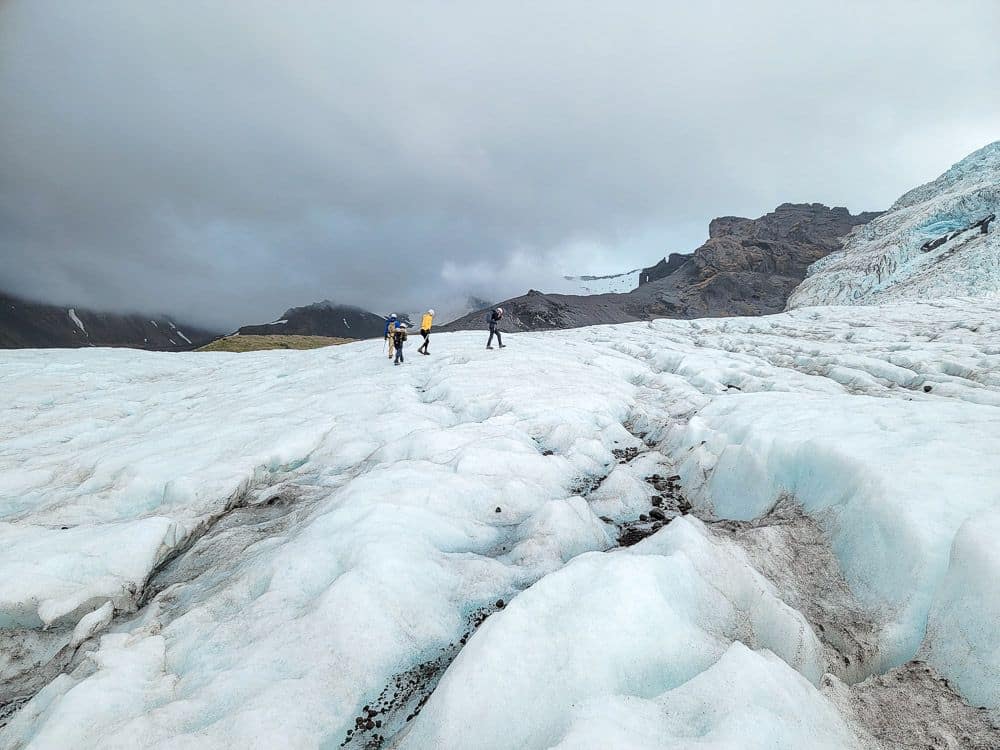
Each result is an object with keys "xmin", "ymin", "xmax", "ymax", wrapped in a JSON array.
[
  {"xmin": 638, "ymin": 253, "xmax": 688, "ymax": 285},
  {"xmin": 441, "ymin": 203, "xmax": 878, "ymax": 332}
]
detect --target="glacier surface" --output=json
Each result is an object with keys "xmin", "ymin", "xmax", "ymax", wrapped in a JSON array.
[{"xmin": 0, "ymin": 299, "xmax": 998, "ymax": 749}]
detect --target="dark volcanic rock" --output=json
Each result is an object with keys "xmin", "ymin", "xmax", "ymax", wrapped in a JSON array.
[
  {"xmin": 638, "ymin": 252, "xmax": 689, "ymax": 285},
  {"xmin": 440, "ymin": 203, "xmax": 880, "ymax": 333},
  {"xmin": 708, "ymin": 215, "xmax": 756, "ymax": 239},
  {"xmin": 237, "ymin": 300, "xmax": 399, "ymax": 340},
  {"xmin": 439, "ymin": 289, "xmax": 652, "ymax": 333},
  {"xmin": 0, "ymin": 290, "xmax": 219, "ymax": 350}
]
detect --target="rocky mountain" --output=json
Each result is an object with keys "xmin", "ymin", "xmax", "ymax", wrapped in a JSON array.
[
  {"xmin": 789, "ymin": 141, "xmax": 1000, "ymax": 308},
  {"xmin": 441, "ymin": 203, "xmax": 879, "ymax": 333},
  {"xmin": 236, "ymin": 300, "xmax": 401, "ymax": 339},
  {"xmin": 638, "ymin": 252, "xmax": 688, "ymax": 285},
  {"xmin": 0, "ymin": 290, "xmax": 218, "ymax": 350}
]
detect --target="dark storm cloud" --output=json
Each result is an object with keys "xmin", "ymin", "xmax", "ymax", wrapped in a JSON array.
[{"xmin": 1, "ymin": 1, "xmax": 998, "ymax": 328}]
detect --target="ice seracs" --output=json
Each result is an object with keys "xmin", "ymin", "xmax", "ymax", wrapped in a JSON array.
[{"xmin": 788, "ymin": 141, "xmax": 1000, "ymax": 307}]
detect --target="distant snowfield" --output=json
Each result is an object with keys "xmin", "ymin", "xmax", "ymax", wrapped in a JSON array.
[
  {"xmin": 562, "ymin": 269, "xmax": 641, "ymax": 295},
  {"xmin": 1, "ymin": 299, "xmax": 999, "ymax": 748}
]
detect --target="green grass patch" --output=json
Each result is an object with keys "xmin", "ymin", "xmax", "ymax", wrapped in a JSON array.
[{"xmin": 197, "ymin": 334, "xmax": 354, "ymax": 352}]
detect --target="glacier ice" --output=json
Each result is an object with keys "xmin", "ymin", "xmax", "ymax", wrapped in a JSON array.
[
  {"xmin": 398, "ymin": 518, "xmax": 828, "ymax": 749},
  {"xmin": 0, "ymin": 298, "xmax": 998, "ymax": 748},
  {"xmin": 547, "ymin": 643, "xmax": 867, "ymax": 750},
  {"xmin": 668, "ymin": 392, "xmax": 1000, "ymax": 670},
  {"xmin": 788, "ymin": 141, "xmax": 1000, "ymax": 307}
]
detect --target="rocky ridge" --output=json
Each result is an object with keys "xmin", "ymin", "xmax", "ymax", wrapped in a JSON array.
[{"xmin": 441, "ymin": 203, "xmax": 879, "ymax": 333}]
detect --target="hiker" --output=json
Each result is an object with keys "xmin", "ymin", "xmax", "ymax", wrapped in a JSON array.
[
  {"xmin": 393, "ymin": 323, "xmax": 408, "ymax": 365},
  {"xmin": 417, "ymin": 309, "xmax": 434, "ymax": 355},
  {"xmin": 486, "ymin": 307, "xmax": 505, "ymax": 349},
  {"xmin": 384, "ymin": 313, "xmax": 398, "ymax": 359}
]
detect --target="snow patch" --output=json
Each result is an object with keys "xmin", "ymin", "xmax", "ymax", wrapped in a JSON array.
[
  {"xmin": 562, "ymin": 269, "xmax": 641, "ymax": 295},
  {"xmin": 66, "ymin": 309, "xmax": 87, "ymax": 336}
]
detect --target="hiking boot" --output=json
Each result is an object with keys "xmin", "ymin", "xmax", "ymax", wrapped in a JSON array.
[
  {"xmin": 499, "ymin": 344, "xmax": 506, "ymax": 348},
  {"xmin": 486, "ymin": 346, "xmax": 494, "ymax": 349}
]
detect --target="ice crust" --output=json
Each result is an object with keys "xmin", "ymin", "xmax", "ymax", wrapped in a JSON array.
[{"xmin": 1, "ymin": 298, "xmax": 998, "ymax": 748}]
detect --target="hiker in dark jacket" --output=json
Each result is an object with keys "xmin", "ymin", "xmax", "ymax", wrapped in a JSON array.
[
  {"xmin": 486, "ymin": 307, "xmax": 505, "ymax": 349},
  {"xmin": 393, "ymin": 324, "xmax": 408, "ymax": 365}
]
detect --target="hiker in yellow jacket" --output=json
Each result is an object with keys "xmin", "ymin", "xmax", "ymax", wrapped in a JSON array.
[{"xmin": 417, "ymin": 309, "xmax": 434, "ymax": 355}]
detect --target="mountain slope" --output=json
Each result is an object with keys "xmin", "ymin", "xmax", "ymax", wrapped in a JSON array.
[
  {"xmin": 2, "ymin": 301, "xmax": 998, "ymax": 748},
  {"xmin": 236, "ymin": 300, "xmax": 397, "ymax": 339},
  {"xmin": 789, "ymin": 142, "xmax": 1000, "ymax": 308},
  {"xmin": 441, "ymin": 203, "xmax": 879, "ymax": 332},
  {"xmin": 0, "ymin": 291, "xmax": 218, "ymax": 350}
]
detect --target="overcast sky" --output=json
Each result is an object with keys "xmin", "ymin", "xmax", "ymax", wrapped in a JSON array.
[{"xmin": 1, "ymin": 1, "xmax": 998, "ymax": 328}]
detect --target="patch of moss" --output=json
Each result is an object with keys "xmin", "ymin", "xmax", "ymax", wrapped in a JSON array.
[{"xmin": 197, "ymin": 335, "xmax": 353, "ymax": 352}]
